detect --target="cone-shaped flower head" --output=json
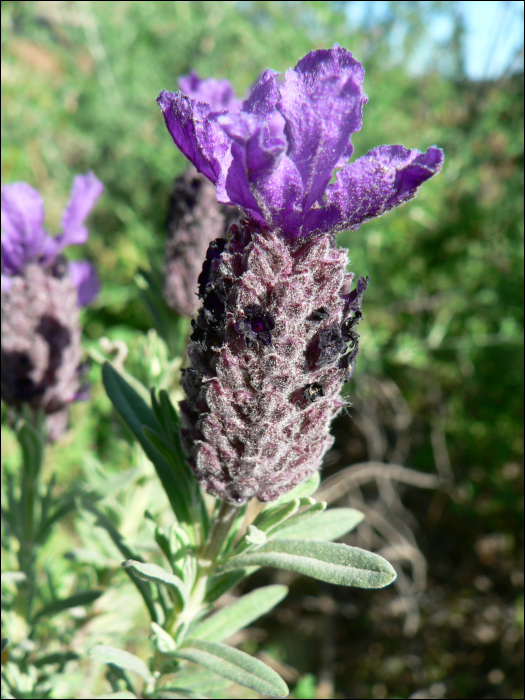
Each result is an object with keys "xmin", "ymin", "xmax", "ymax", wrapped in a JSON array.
[
  {"xmin": 158, "ymin": 46, "xmax": 443, "ymax": 504},
  {"xmin": 1, "ymin": 173, "xmax": 103, "ymax": 440}
]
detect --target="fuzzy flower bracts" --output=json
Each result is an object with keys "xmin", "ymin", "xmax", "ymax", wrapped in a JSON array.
[
  {"xmin": 158, "ymin": 46, "xmax": 443, "ymax": 504},
  {"xmin": 1, "ymin": 173, "xmax": 103, "ymax": 440}
]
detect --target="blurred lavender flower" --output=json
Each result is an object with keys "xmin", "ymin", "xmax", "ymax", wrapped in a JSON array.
[
  {"xmin": 1, "ymin": 173, "xmax": 103, "ymax": 440},
  {"xmin": 158, "ymin": 46, "xmax": 443, "ymax": 503},
  {"xmin": 164, "ymin": 166, "xmax": 239, "ymax": 316},
  {"xmin": 164, "ymin": 73, "xmax": 242, "ymax": 317}
]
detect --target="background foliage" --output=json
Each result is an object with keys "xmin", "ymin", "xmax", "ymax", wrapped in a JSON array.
[{"xmin": 1, "ymin": 1, "xmax": 523, "ymax": 698}]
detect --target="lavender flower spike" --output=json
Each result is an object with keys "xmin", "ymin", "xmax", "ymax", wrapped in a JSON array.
[
  {"xmin": 158, "ymin": 46, "xmax": 443, "ymax": 504},
  {"xmin": 1, "ymin": 173, "xmax": 103, "ymax": 440}
]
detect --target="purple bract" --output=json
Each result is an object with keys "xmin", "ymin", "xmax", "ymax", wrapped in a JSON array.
[
  {"xmin": 158, "ymin": 45, "xmax": 443, "ymax": 241},
  {"xmin": 1, "ymin": 172, "xmax": 103, "ymax": 306}
]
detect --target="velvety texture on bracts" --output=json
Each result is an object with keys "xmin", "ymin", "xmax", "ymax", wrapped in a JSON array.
[
  {"xmin": 1, "ymin": 173, "xmax": 103, "ymax": 439},
  {"xmin": 159, "ymin": 45, "xmax": 443, "ymax": 503},
  {"xmin": 164, "ymin": 167, "xmax": 239, "ymax": 316},
  {"xmin": 181, "ymin": 222, "xmax": 367, "ymax": 503}
]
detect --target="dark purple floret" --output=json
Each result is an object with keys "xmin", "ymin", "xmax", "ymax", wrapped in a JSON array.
[
  {"xmin": 235, "ymin": 305, "xmax": 275, "ymax": 348},
  {"xmin": 198, "ymin": 238, "xmax": 228, "ymax": 299},
  {"xmin": 315, "ymin": 323, "xmax": 349, "ymax": 368},
  {"xmin": 310, "ymin": 307, "xmax": 330, "ymax": 321},
  {"xmin": 303, "ymin": 382, "xmax": 325, "ymax": 404}
]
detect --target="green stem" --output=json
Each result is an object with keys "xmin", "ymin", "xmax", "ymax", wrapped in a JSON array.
[
  {"xmin": 16, "ymin": 410, "xmax": 46, "ymax": 622},
  {"xmin": 171, "ymin": 501, "xmax": 239, "ymax": 642},
  {"xmin": 200, "ymin": 501, "xmax": 238, "ymax": 564}
]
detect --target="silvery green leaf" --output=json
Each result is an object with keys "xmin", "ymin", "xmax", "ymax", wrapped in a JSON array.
[
  {"xmin": 251, "ymin": 499, "xmax": 300, "ymax": 533},
  {"xmin": 102, "ymin": 363, "xmax": 203, "ymax": 535},
  {"xmin": 273, "ymin": 507, "xmax": 364, "ymax": 541},
  {"xmin": 217, "ymin": 539, "xmax": 397, "ymax": 589},
  {"xmin": 190, "ymin": 584, "xmax": 288, "ymax": 642},
  {"xmin": 269, "ymin": 501, "xmax": 327, "ymax": 536},
  {"xmin": 122, "ymin": 560, "xmax": 188, "ymax": 605},
  {"xmin": 173, "ymin": 639, "xmax": 288, "ymax": 697},
  {"xmin": 89, "ymin": 645, "xmax": 151, "ymax": 681},
  {"xmin": 204, "ymin": 570, "xmax": 251, "ymax": 604},
  {"xmin": 165, "ymin": 668, "xmax": 231, "ymax": 693},
  {"xmin": 151, "ymin": 622, "xmax": 177, "ymax": 653},
  {"xmin": 245, "ymin": 525, "xmax": 267, "ymax": 546}
]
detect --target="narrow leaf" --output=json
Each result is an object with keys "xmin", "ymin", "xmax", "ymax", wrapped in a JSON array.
[
  {"xmin": 251, "ymin": 499, "xmax": 300, "ymax": 533},
  {"xmin": 123, "ymin": 560, "xmax": 188, "ymax": 604},
  {"xmin": 102, "ymin": 363, "xmax": 196, "ymax": 529},
  {"xmin": 205, "ymin": 570, "xmax": 250, "ymax": 604},
  {"xmin": 165, "ymin": 668, "xmax": 231, "ymax": 693},
  {"xmin": 32, "ymin": 590, "xmax": 103, "ymax": 623},
  {"xmin": 191, "ymin": 585, "xmax": 288, "ymax": 642},
  {"xmin": 217, "ymin": 539, "xmax": 397, "ymax": 589},
  {"xmin": 151, "ymin": 622, "xmax": 177, "ymax": 653},
  {"xmin": 173, "ymin": 639, "xmax": 288, "ymax": 697},
  {"xmin": 89, "ymin": 645, "xmax": 151, "ymax": 681},
  {"xmin": 270, "ymin": 502, "xmax": 327, "ymax": 536},
  {"xmin": 273, "ymin": 507, "xmax": 364, "ymax": 541}
]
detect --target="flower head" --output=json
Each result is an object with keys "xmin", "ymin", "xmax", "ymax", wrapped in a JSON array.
[
  {"xmin": 1, "ymin": 172, "xmax": 103, "ymax": 305},
  {"xmin": 1, "ymin": 173, "xmax": 103, "ymax": 440},
  {"xmin": 159, "ymin": 47, "xmax": 443, "ymax": 503},
  {"xmin": 158, "ymin": 45, "xmax": 443, "ymax": 241}
]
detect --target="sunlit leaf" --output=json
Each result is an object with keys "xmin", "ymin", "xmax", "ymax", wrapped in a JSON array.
[
  {"xmin": 173, "ymin": 639, "xmax": 288, "ymax": 697},
  {"xmin": 190, "ymin": 584, "xmax": 288, "ymax": 642},
  {"xmin": 217, "ymin": 539, "xmax": 396, "ymax": 588},
  {"xmin": 89, "ymin": 645, "xmax": 151, "ymax": 681}
]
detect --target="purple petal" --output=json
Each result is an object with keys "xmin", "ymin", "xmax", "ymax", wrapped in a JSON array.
[
  {"xmin": 179, "ymin": 70, "xmax": 242, "ymax": 113},
  {"xmin": 68, "ymin": 260, "xmax": 100, "ymax": 306},
  {"xmin": 1, "ymin": 182, "xmax": 48, "ymax": 273},
  {"xmin": 304, "ymin": 145, "xmax": 444, "ymax": 235},
  {"xmin": 218, "ymin": 112, "xmax": 304, "ymax": 233},
  {"xmin": 59, "ymin": 172, "xmax": 104, "ymax": 247},
  {"xmin": 279, "ymin": 45, "xmax": 367, "ymax": 213},
  {"xmin": 157, "ymin": 90, "xmax": 232, "ymax": 185}
]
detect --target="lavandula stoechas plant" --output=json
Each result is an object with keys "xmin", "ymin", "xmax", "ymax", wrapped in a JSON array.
[
  {"xmin": 1, "ymin": 172, "xmax": 103, "ymax": 440},
  {"xmin": 164, "ymin": 73, "xmax": 242, "ymax": 317},
  {"xmin": 158, "ymin": 46, "xmax": 443, "ymax": 505}
]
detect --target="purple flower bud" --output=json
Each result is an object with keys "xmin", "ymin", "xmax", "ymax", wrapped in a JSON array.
[
  {"xmin": 164, "ymin": 167, "xmax": 239, "ymax": 316},
  {"xmin": 159, "ymin": 47, "xmax": 443, "ymax": 503},
  {"xmin": 1, "ymin": 174, "xmax": 103, "ymax": 440}
]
